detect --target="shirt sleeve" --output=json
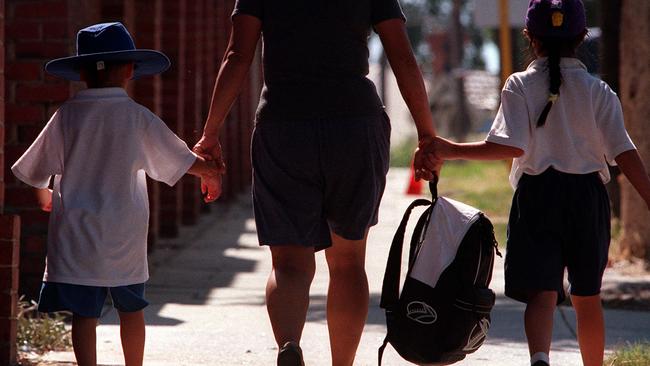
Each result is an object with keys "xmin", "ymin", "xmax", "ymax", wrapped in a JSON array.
[
  {"xmin": 232, "ymin": 0, "xmax": 263, "ymax": 20},
  {"xmin": 11, "ymin": 110, "xmax": 64, "ymax": 189},
  {"xmin": 485, "ymin": 79, "xmax": 531, "ymax": 151},
  {"xmin": 141, "ymin": 116, "xmax": 197, "ymax": 187},
  {"xmin": 371, "ymin": 0, "xmax": 406, "ymax": 25},
  {"xmin": 595, "ymin": 83, "xmax": 636, "ymax": 164}
]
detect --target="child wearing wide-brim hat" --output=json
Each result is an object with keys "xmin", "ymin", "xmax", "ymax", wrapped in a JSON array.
[{"xmin": 12, "ymin": 22, "xmax": 223, "ymax": 366}]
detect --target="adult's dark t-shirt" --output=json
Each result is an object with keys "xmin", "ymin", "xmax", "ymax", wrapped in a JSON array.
[{"xmin": 233, "ymin": 0, "xmax": 405, "ymax": 121}]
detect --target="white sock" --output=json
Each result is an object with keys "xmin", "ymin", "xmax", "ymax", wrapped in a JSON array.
[{"xmin": 531, "ymin": 352, "xmax": 550, "ymax": 365}]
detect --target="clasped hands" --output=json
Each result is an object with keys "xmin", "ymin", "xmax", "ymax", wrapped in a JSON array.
[{"xmin": 193, "ymin": 135, "xmax": 227, "ymax": 203}]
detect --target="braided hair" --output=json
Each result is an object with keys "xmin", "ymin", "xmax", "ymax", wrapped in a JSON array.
[{"xmin": 529, "ymin": 33, "xmax": 585, "ymax": 127}]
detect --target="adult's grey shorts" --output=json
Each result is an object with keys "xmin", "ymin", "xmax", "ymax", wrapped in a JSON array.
[{"xmin": 251, "ymin": 112, "xmax": 391, "ymax": 250}]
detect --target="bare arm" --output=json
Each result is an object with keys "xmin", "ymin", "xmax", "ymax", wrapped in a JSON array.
[
  {"xmin": 433, "ymin": 137, "xmax": 524, "ymax": 161},
  {"xmin": 187, "ymin": 156, "xmax": 223, "ymax": 202},
  {"xmin": 375, "ymin": 19, "xmax": 440, "ymax": 180},
  {"xmin": 202, "ymin": 15, "xmax": 261, "ymax": 138},
  {"xmin": 375, "ymin": 19, "xmax": 436, "ymax": 139},
  {"xmin": 35, "ymin": 188, "xmax": 52, "ymax": 212},
  {"xmin": 615, "ymin": 149, "xmax": 650, "ymax": 209}
]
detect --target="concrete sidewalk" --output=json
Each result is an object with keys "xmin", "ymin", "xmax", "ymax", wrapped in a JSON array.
[{"xmin": 40, "ymin": 168, "xmax": 650, "ymax": 365}]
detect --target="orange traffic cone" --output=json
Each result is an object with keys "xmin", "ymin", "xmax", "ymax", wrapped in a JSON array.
[{"xmin": 405, "ymin": 163, "xmax": 423, "ymax": 195}]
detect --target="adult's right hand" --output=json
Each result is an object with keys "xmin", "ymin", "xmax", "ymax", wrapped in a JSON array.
[
  {"xmin": 413, "ymin": 136, "xmax": 443, "ymax": 181},
  {"xmin": 193, "ymin": 134, "xmax": 227, "ymax": 201}
]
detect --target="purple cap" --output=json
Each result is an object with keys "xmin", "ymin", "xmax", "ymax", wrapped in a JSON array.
[{"xmin": 525, "ymin": 0, "xmax": 586, "ymax": 38}]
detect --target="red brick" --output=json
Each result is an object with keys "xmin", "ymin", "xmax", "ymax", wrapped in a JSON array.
[
  {"xmin": 6, "ymin": 62, "xmax": 42, "ymax": 81},
  {"xmin": 13, "ymin": 1, "xmax": 67, "ymax": 19},
  {"xmin": 0, "ymin": 268, "xmax": 19, "ymax": 297},
  {"xmin": 22, "ymin": 236, "xmax": 45, "ymax": 257},
  {"xmin": 0, "ymin": 292, "xmax": 18, "ymax": 319},
  {"xmin": 5, "ymin": 21, "xmax": 42, "ymax": 40},
  {"xmin": 0, "ymin": 318, "xmax": 17, "ymax": 349},
  {"xmin": 16, "ymin": 83, "xmax": 69, "ymax": 103},
  {"xmin": 42, "ymin": 21, "xmax": 68, "ymax": 39},
  {"xmin": 5, "ymin": 104, "xmax": 44, "ymax": 125},
  {"xmin": 18, "ymin": 126, "xmax": 42, "ymax": 142},
  {"xmin": 4, "ymin": 145, "xmax": 29, "ymax": 169},
  {"xmin": 0, "ymin": 216, "xmax": 20, "ymax": 241},
  {"xmin": 14, "ymin": 210, "xmax": 49, "ymax": 228},
  {"xmin": 0, "ymin": 243, "xmax": 19, "ymax": 267},
  {"xmin": 0, "ymin": 343, "xmax": 17, "ymax": 366},
  {"xmin": 4, "ymin": 187, "xmax": 37, "ymax": 208},
  {"xmin": 14, "ymin": 41, "xmax": 70, "ymax": 59},
  {"xmin": 17, "ymin": 253, "xmax": 44, "ymax": 275}
]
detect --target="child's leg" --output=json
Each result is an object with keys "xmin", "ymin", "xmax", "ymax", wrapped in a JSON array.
[
  {"xmin": 571, "ymin": 294, "xmax": 604, "ymax": 366},
  {"xmin": 72, "ymin": 314, "xmax": 98, "ymax": 366},
  {"xmin": 118, "ymin": 310, "xmax": 145, "ymax": 366},
  {"xmin": 524, "ymin": 291, "xmax": 557, "ymax": 358}
]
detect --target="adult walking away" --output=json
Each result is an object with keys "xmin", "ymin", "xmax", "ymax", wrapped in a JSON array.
[{"xmin": 194, "ymin": 1, "xmax": 440, "ymax": 365}]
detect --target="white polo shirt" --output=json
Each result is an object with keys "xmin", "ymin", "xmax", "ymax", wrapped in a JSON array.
[
  {"xmin": 12, "ymin": 87, "xmax": 197, "ymax": 287},
  {"xmin": 486, "ymin": 58, "xmax": 636, "ymax": 189}
]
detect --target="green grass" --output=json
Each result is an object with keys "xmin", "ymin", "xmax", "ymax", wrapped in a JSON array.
[
  {"xmin": 604, "ymin": 341, "xmax": 650, "ymax": 366},
  {"xmin": 390, "ymin": 138, "xmax": 417, "ymax": 168}
]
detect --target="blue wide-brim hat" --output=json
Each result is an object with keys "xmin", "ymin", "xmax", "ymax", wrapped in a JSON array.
[
  {"xmin": 526, "ymin": 0, "xmax": 586, "ymax": 39},
  {"xmin": 45, "ymin": 22, "xmax": 170, "ymax": 81}
]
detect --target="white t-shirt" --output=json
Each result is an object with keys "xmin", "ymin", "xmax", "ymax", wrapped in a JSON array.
[
  {"xmin": 486, "ymin": 58, "xmax": 636, "ymax": 189},
  {"xmin": 12, "ymin": 87, "xmax": 197, "ymax": 287}
]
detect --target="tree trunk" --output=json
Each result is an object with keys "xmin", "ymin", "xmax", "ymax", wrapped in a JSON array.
[
  {"xmin": 618, "ymin": 0, "xmax": 650, "ymax": 262},
  {"xmin": 600, "ymin": 0, "xmax": 622, "ymax": 219}
]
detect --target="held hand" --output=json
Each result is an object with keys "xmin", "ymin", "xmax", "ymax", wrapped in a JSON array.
[
  {"xmin": 201, "ymin": 174, "xmax": 223, "ymax": 203},
  {"xmin": 36, "ymin": 188, "xmax": 53, "ymax": 212},
  {"xmin": 193, "ymin": 134, "xmax": 226, "ymax": 173},
  {"xmin": 413, "ymin": 136, "xmax": 443, "ymax": 181}
]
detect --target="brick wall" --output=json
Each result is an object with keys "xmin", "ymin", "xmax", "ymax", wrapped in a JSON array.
[
  {"xmin": 4, "ymin": 0, "xmax": 101, "ymax": 300},
  {"xmin": 3, "ymin": 0, "xmax": 259, "ymax": 303}
]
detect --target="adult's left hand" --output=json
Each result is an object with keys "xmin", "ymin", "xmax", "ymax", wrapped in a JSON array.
[{"xmin": 413, "ymin": 136, "xmax": 443, "ymax": 181}]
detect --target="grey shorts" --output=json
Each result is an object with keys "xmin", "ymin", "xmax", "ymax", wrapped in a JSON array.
[{"xmin": 251, "ymin": 112, "xmax": 391, "ymax": 250}]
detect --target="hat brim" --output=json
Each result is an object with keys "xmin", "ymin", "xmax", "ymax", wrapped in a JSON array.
[{"xmin": 45, "ymin": 49, "xmax": 171, "ymax": 81}]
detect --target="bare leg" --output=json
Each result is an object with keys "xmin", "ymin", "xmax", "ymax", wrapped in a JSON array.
[
  {"xmin": 72, "ymin": 315, "xmax": 98, "ymax": 366},
  {"xmin": 266, "ymin": 245, "xmax": 316, "ymax": 346},
  {"xmin": 325, "ymin": 230, "xmax": 369, "ymax": 366},
  {"xmin": 571, "ymin": 294, "xmax": 604, "ymax": 366},
  {"xmin": 118, "ymin": 310, "xmax": 145, "ymax": 366},
  {"xmin": 524, "ymin": 291, "xmax": 557, "ymax": 359}
]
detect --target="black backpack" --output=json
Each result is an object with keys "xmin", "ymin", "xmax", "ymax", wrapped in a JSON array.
[{"xmin": 378, "ymin": 181, "xmax": 501, "ymax": 365}]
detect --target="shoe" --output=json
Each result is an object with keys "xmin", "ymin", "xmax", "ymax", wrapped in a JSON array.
[
  {"xmin": 277, "ymin": 341, "xmax": 305, "ymax": 366},
  {"xmin": 532, "ymin": 361, "xmax": 549, "ymax": 366}
]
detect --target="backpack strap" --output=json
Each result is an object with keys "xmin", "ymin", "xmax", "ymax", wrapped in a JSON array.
[
  {"xmin": 379, "ymin": 198, "xmax": 431, "ymax": 310},
  {"xmin": 378, "ymin": 336, "xmax": 388, "ymax": 366}
]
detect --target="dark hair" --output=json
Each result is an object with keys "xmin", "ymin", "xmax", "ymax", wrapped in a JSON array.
[
  {"xmin": 528, "ymin": 33, "xmax": 585, "ymax": 127},
  {"xmin": 78, "ymin": 60, "xmax": 133, "ymax": 88}
]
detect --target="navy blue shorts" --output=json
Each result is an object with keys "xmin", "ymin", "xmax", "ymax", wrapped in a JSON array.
[
  {"xmin": 504, "ymin": 168, "xmax": 611, "ymax": 304},
  {"xmin": 38, "ymin": 282, "xmax": 148, "ymax": 318},
  {"xmin": 251, "ymin": 112, "xmax": 391, "ymax": 250}
]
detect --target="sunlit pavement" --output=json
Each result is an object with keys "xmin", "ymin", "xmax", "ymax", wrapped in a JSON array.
[{"xmin": 40, "ymin": 168, "xmax": 650, "ymax": 365}]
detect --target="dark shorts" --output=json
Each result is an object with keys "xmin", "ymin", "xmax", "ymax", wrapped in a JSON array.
[
  {"xmin": 38, "ymin": 282, "xmax": 148, "ymax": 318},
  {"xmin": 251, "ymin": 112, "xmax": 391, "ymax": 250},
  {"xmin": 504, "ymin": 168, "xmax": 611, "ymax": 304}
]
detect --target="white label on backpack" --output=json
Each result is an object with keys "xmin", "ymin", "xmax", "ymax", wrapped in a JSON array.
[
  {"xmin": 462, "ymin": 318, "xmax": 490, "ymax": 351},
  {"xmin": 406, "ymin": 301, "xmax": 437, "ymax": 324}
]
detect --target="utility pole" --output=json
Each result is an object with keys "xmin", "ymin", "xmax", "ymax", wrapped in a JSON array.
[
  {"xmin": 449, "ymin": 0, "xmax": 470, "ymax": 141},
  {"xmin": 499, "ymin": 0, "xmax": 513, "ymax": 86}
]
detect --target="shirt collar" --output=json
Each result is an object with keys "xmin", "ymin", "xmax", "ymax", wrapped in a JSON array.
[
  {"xmin": 527, "ymin": 57, "xmax": 587, "ymax": 71},
  {"xmin": 74, "ymin": 87, "xmax": 129, "ymax": 99}
]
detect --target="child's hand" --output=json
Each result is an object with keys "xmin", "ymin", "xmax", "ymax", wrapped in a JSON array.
[
  {"xmin": 201, "ymin": 174, "xmax": 222, "ymax": 203},
  {"xmin": 432, "ymin": 136, "xmax": 456, "ymax": 160},
  {"xmin": 35, "ymin": 188, "xmax": 53, "ymax": 212},
  {"xmin": 413, "ymin": 136, "xmax": 442, "ymax": 181}
]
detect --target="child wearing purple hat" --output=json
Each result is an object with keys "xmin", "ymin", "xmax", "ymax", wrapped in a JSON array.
[
  {"xmin": 431, "ymin": 1, "xmax": 650, "ymax": 365},
  {"xmin": 12, "ymin": 22, "xmax": 223, "ymax": 366}
]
